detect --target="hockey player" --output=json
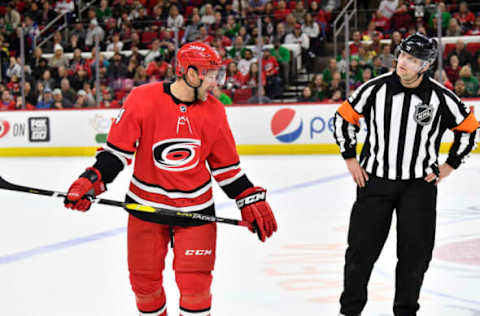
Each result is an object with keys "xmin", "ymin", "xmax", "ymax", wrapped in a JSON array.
[{"xmin": 64, "ymin": 42, "xmax": 278, "ymax": 316}]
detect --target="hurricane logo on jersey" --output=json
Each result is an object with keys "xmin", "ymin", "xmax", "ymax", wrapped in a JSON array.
[
  {"xmin": 153, "ymin": 138, "xmax": 201, "ymax": 172},
  {"xmin": 271, "ymin": 108, "xmax": 303, "ymax": 143},
  {"xmin": 0, "ymin": 120, "xmax": 10, "ymax": 138}
]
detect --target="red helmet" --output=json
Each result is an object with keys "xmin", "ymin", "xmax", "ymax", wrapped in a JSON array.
[{"xmin": 176, "ymin": 42, "xmax": 224, "ymax": 82}]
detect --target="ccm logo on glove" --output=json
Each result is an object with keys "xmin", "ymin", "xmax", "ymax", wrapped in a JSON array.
[{"xmin": 236, "ymin": 191, "xmax": 266, "ymax": 208}]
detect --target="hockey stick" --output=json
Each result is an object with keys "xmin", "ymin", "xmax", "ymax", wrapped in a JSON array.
[{"xmin": 0, "ymin": 176, "xmax": 252, "ymax": 229}]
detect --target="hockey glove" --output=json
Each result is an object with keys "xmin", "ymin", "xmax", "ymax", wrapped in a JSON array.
[
  {"xmin": 236, "ymin": 186, "xmax": 277, "ymax": 242},
  {"xmin": 64, "ymin": 167, "xmax": 106, "ymax": 212}
]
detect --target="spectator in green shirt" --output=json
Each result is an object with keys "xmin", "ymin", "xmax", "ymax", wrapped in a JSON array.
[
  {"xmin": 213, "ymin": 87, "xmax": 232, "ymax": 105},
  {"xmin": 96, "ymin": 0, "xmax": 112, "ymax": 22},
  {"xmin": 224, "ymin": 15, "xmax": 240, "ymax": 39},
  {"xmin": 228, "ymin": 36, "xmax": 246, "ymax": 61},
  {"xmin": 270, "ymin": 37, "xmax": 291, "ymax": 86},
  {"xmin": 349, "ymin": 58, "xmax": 363, "ymax": 87},
  {"xmin": 428, "ymin": 2, "xmax": 451, "ymax": 30},
  {"xmin": 460, "ymin": 65, "xmax": 479, "ymax": 97},
  {"xmin": 308, "ymin": 74, "xmax": 328, "ymax": 101},
  {"xmin": 322, "ymin": 58, "xmax": 340, "ymax": 84}
]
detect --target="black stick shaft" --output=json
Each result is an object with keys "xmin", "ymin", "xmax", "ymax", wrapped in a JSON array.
[{"xmin": 0, "ymin": 176, "xmax": 249, "ymax": 228}]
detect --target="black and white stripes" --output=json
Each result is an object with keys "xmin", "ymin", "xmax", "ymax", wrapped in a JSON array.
[{"xmin": 334, "ymin": 72, "xmax": 479, "ymax": 180}]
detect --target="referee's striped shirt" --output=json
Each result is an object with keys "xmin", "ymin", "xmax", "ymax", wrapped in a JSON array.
[{"xmin": 333, "ymin": 71, "xmax": 479, "ymax": 180}]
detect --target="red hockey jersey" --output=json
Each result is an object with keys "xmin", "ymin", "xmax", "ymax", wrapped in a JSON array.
[{"xmin": 97, "ymin": 82, "xmax": 251, "ymax": 223}]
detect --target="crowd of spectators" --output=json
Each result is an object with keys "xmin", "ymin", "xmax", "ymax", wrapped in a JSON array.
[
  {"xmin": 0, "ymin": 0, "xmax": 480, "ymax": 110},
  {"xmin": 298, "ymin": 0, "xmax": 480, "ymax": 103},
  {"xmin": 0, "ymin": 0, "xmax": 336, "ymax": 108}
]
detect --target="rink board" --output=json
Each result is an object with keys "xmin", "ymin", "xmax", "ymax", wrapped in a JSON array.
[{"xmin": 0, "ymin": 101, "xmax": 478, "ymax": 156}]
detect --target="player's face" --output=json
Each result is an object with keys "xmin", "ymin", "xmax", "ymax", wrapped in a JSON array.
[
  {"xmin": 396, "ymin": 51, "xmax": 426, "ymax": 79},
  {"xmin": 196, "ymin": 69, "xmax": 217, "ymax": 101}
]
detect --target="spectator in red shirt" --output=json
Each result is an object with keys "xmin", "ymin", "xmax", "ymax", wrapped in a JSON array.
[
  {"xmin": 243, "ymin": 62, "xmax": 266, "ymax": 88},
  {"xmin": 372, "ymin": 11, "xmax": 391, "ymax": 35},
  {"xmin": 213, "ymin": 29, "xmax": 232, "ymax": 47},
  {"xmin": 99, "ymin": 90, "xmax": 121, "ymax": 108},
  {"xmin": 7, "ymin": 75, "xmax": 20, "ymax": 96},
  {"xmin": 453, "ymin": 1, "xmax": 475, "ymax": 30},
  {"xmin": 349, "ymin": 31, "xmax": 362, "ymax": 55},
  {"xmin": 15, "ymin": 96, "xmax": 35, "ymax": 110},
  {"xmin": 465, "ymin": 15, "xmax": 480, "ymax": 35},
  {"xmin": 434, "ymin": 69, "xmax": 454, "ymax": 91},
  {"xmin": 197, "ymin": 25, "xmax": 214, "ymax": 44},
  {"xmin": 262, "ymin": 49, "xmax": 280, "ymax": 77},
  {"xmin": 224, "ymin": 61, "xmax": 245, "ymax": 91},
  {"xmin": 210, "ymin": 40, "xmax": 231, "ymax": 66},
  {"xmin": 146, "ymin": 55, "xmax": 169, "ymax": 81},
  {"xmin": 390, "ymin": 3, "xmax": 413, "ymax": 34},
  {"xmin": 445, "ymin": 54, "xmax": 461, "ymax": 85},
  {"xmin": 273, "ymin": 0, "xmax": 291, "ymax": 22},
  {"xmin": 262, "ymin": 49, "xmax": 283, "ymax": 98},
  {"xmin": 1, "ymin": 90, "xmax": 15, "ymax": 111}
]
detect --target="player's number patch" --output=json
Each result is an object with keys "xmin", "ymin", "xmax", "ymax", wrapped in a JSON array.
[{"xmin": 115, "ymin": 109, "xmax": 125, "ymax": 124}]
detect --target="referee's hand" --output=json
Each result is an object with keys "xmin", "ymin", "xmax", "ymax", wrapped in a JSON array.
[
  {"xmin": 345, "ymin": 158, "xmax": 369, "ymax": 187},
  {"xmin": 424, "ymin": 163, "xmax": 454, "ymax": 185}
]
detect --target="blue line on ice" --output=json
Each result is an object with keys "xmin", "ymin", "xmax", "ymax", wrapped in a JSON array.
[{"xmin": 0, "ymin": 173, "xmax": 350, "ymax": 265}]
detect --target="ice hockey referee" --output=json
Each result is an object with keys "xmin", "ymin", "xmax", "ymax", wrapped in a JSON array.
[{"xmin": 333, "ymin": 33, "xmax": 479, "ymax": 316}]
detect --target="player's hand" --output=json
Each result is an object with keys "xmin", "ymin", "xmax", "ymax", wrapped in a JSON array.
[
  {"xmin": 64, "ymin": 167, "xmax": 106, "ymax": 211},
  {"xmin": 424, "ymin": 163, "xmax": 454, "ymax": 185},
  {"xmin": 345, "ymin": 158, "xmax": 369, "ymax": 187},
  {"xmin": 236, "ymin": 187, "xmax": 277, "ymax": 242}
]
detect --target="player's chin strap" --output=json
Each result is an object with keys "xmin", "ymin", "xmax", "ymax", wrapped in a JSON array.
[{"xmin": 182, "ymin": 67, "xmax": 203, "ymax": 101}]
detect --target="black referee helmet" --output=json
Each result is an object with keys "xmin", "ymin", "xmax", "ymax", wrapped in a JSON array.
[{"xmin": 399, "ymin": 33, "xmax": 438, "ymax": 65}]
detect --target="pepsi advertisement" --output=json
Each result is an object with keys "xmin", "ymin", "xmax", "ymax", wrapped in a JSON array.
[{"xmin": 226, "ymin": 104, "xmax": 369, "ymax": 145}]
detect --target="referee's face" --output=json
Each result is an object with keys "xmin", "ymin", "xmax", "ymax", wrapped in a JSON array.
[{"xmin": 397, "ymin": 51, "xmax": 427, "ymax": 80}]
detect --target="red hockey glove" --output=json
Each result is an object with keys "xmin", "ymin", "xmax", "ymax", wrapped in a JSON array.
[
  {"xmin": 236, "ymin": 186, "xmax": 277, "ymax": 242},
  {"xmin": 64, "ymin": 167, "xmax": 106, "ymax": 212}
]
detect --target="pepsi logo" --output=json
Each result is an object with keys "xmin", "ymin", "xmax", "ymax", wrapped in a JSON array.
[
  {"xmin": 152, "ymin": 138, "xmax": 201, "ymax": 172},
  {"xmin": 271, "ymin": 108, "xmax": 303, "ymax": 143},
  {"xmin": 0, "ymin": 120, "xmax": 10, "ymax": 138}
]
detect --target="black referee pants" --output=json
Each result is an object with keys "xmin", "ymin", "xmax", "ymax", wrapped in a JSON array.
[{"xmin": 339, "ymin": 176, "xmax": 437, "ymax": 316}]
